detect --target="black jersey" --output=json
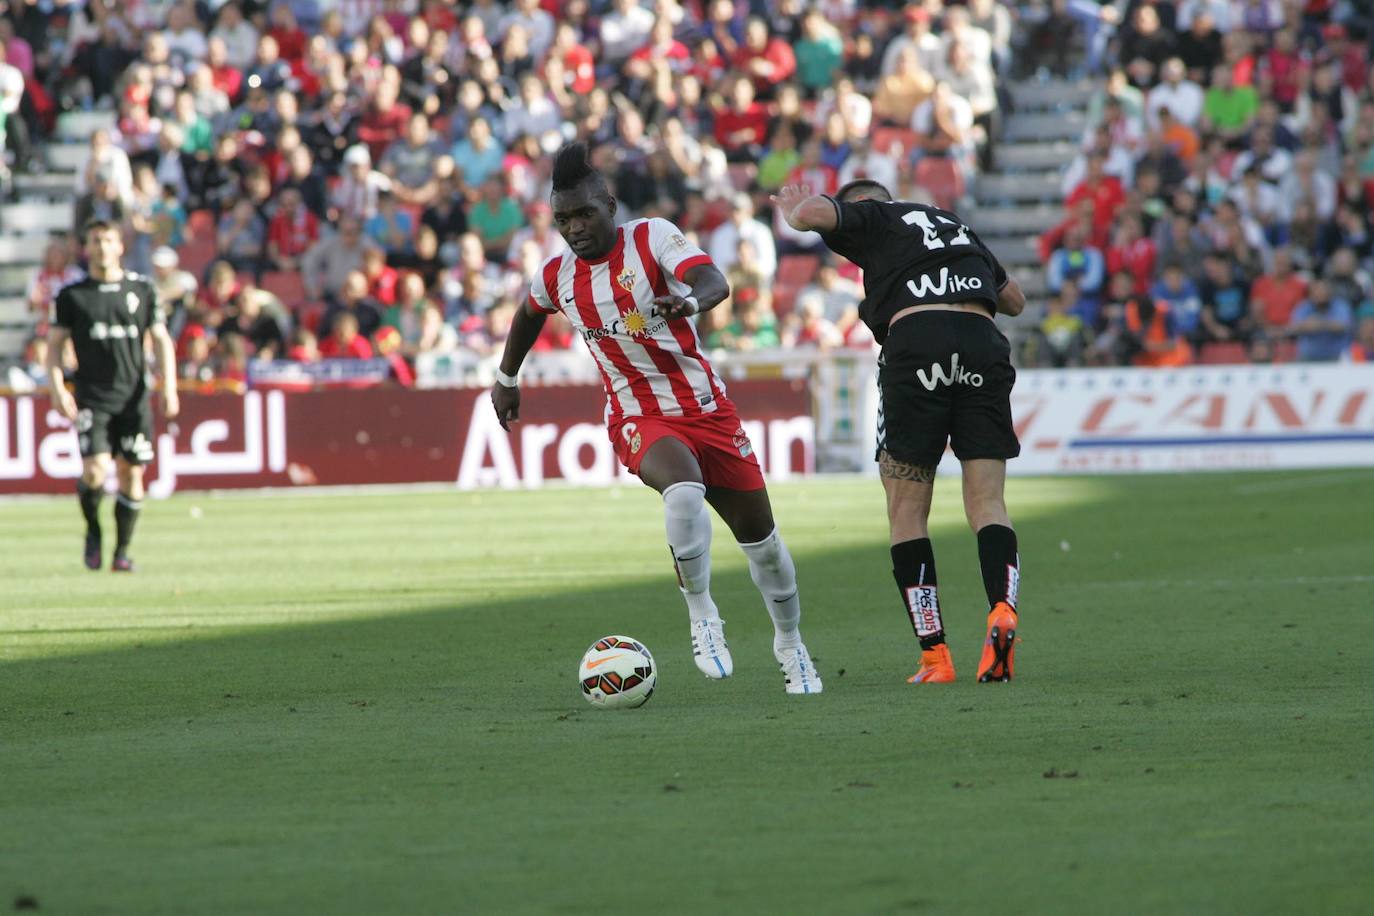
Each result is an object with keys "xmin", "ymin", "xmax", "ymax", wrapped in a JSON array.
[
  {"xmin": 52, "ymin": 272, "xmax": 165, "ymax": 411},
  {"xmin": 817, "ymin": 198, "xmax": 1008, "ymax": 344}
]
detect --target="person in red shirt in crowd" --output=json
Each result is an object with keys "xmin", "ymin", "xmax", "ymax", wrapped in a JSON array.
[
  {"xmin": 1317, "ymin": 23, "xmax": 1368, "ymax": 94},
  {"xmin": 1066, "ymin": 151, "xmax": 1126, "ymax": 237},
  {"xmin": 291, "ymin": 35, "xmax": 333, "ymax": 102},
  {"xmin": 373, "ymin": 326, "xmax": 416, "ymax": 386},
  {"xmin": 1106, "ymin": 214, "xmax": 1158, "ymax": 294},
  {"xmin": 319, "ymin": 311, "xmax": 375, "ymax": 359},
  {"xmin": 206, "ymin": 35, "xmax": 242, "ymax": 103},
  {"xmin": 1250, "ymin": 246, "xmax": 1308, "ymax": 335},
  {"xmin": 267, "ymin": 4, "xmax": 307, "ymax": 63},
  {"xmin": 357, "ymin": 80, "xmax": 412, "ymax": 164},
  {"xmin": 266, "ymin": 188, "xmax": 320, "ymax": 272},
  {"xmin": 550, "ymin": 22, "xmax": 595, "ymax": 95},
  {"xmin": 734, "ymin": 16, "xmax": 796, "ymax": 98},
  {"xmin": 197, "ymin": 261, "xmax": 243, "ymax": 328},
  {"xmin": 714, "ymin": 74, "xmax": 770, "ymax": 162},
  {"xmin": 627, "ymin": 17, "xmax": 691, "ymax": 77},
  {"xmin": 1261, "ymin": 28, "xmax": 1307, "ymax": 111},
  {"xmin": 1041, "ymin": 196, "xmax": 1110, "ymax": 262},
  {"xmin": 362, "ymin": 246, "xmax": 400, "ymax": 306}
]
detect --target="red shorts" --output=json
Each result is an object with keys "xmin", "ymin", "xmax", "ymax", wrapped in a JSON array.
[{"xmin": 608, "ymin": 405, "xmax": 765, "ymax": 491}]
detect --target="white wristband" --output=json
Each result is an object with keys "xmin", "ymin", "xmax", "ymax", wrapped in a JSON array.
[
  {"xmin": 495, "ymin": 368, "xmax": 519, "ymax": 388},
  {"xmin": 684, "ymin": 295, "xmax": 700, "ymax": 316}
]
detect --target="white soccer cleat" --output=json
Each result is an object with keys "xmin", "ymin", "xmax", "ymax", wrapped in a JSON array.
[
  {"xmin": 690, "ymin": 617, "xmax": 734, "ymax": 678},
  {"xmin": 777, "ymin": 644, "xmax": 823, "ymax": 695}
]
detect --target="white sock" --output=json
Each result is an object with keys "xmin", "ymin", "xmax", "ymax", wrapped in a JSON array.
[
  {"xmin": 739, "ymin": 527, "xmax": 802, "ymax": 653},
  {"xmin": 663, "ymin": 481, "xmax": 718, "ymax": 622}
]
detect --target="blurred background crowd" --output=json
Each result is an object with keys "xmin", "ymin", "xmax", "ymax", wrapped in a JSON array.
[{"xmin": 1, "ymin": 0, "xmax": 1372, "ymax": 394}]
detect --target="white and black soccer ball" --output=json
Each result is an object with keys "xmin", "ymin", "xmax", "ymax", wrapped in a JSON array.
[{"xmin": 578, "ymin": 636, "xmax": 657, "ymax": 708}]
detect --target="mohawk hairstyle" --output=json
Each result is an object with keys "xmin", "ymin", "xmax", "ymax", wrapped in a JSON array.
[
  {"xmin": 835, "ymin": 179, "xmax": 893, "ymax": 203},
  {"xmin": 551, "ymin": 141, "xmax": 606, "ymax": 194}
]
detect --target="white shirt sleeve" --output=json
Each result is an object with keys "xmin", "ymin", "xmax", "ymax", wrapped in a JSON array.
[{"xmin": 649, "ymin": 218, "xmax": 713, "ymax": 283}]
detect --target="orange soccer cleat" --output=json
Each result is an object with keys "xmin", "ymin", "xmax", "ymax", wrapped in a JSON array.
[
  {"xmin": 977, "ymin": 602, "xmax": 1018, "ymax": 683},
  {"xmin": 907, "ymin": 644, "xmax": 956, "ymax": 684}
]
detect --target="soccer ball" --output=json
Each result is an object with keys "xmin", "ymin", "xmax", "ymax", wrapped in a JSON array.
[{"xmin": 579, "ymin": 636, "xmax": 657, "ymax": 708}]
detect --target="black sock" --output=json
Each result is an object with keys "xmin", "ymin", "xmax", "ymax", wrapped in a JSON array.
[
  {"xmin": 77, "ymin": 481, "xmax": 104, "ymax": 538},
  {"xmin": 976, "ymin": 524, "xmax": 1020, "ymax": 611},
  {"xmin": 114, "ymin": 492, "xmax": 143, "ymax": 559},
  {"xmin": 891, "ymin": 538, "xmax": 945, "ymax": 649}
]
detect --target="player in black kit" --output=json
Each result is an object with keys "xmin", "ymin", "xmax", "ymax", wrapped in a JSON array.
[
  {"xmin": 46, "ymin": 220, "xmax": 179, "ymax": 571},
  {"xmin": 772, "ymin": 180, "xmax": 1026, "ymax": 684}
]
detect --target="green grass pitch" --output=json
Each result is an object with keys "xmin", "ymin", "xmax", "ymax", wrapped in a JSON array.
[{"xmin": 3, "ymin": 471, "xmax": 1372, "ymax": 914}]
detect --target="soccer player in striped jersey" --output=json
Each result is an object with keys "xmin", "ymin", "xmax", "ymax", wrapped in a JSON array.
[{"xmin": 491, "ymin": 143, "xmax": 821, "ymax": 695}]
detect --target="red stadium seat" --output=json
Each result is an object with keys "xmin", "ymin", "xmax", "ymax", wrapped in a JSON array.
[
  {"xmin": 296, "ymin": 301, "xmax": 326, "ymax": 335},
  {"xmin": 177, "ymin": 236, "xmax": 219, "ymax": 279},
  {"xmin": 1199, "ymin": 341, "xmax": 1248, "ymax": 365},
  {"xmin": 186, "ymin": 209, "xmax": 216, "ymax": 239},
  {"xmin": 870, "ymin": 127, "xmax": 918, "ymax": 157},
  {"xmin": 260, "ymin": 271, "xmax": 307, "ymax": 306},
  {"xmin": 913, "ymin": 157, "xmax": 965, "ymax": 212},
  {"xmin": 1272, "ymin": 340, "xmax": 1298, "ymax": 363}
]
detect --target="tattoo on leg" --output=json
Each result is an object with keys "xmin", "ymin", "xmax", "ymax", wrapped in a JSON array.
[{"xmin": 878, "ymin": 451, "xmax": 936, "ymax": 483}]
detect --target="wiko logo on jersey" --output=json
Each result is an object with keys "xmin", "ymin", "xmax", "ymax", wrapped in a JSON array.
[
  {"xmin": 916, "ymin": 353, "xmax": 984, "ymax": 390},
  {"xmin": 906, "ymin": 267, "xmax": 984, "ymax": 299},
  {"xmin": 905, "ymin": 585, "xmax": 942, "ymax": 638}
]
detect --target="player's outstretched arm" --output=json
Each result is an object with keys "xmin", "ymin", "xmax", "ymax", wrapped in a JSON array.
[
  {"xmin": 149, "ymin": 323, "xmax": 180, "ymax": 419},
  {"xmin": 770, "ymin": 184, "xmax": 838, "ymax": 233},
  {"xmin": 491, "ymin": 298, "xmax": 550, "ymax": 431},
  {"xmin": 45, "ymin": 325, "xmax": 78, "ymax": 421},
  {"xmin": 996, "ymin": 276, "xmax": 1026, "ymax": 317},
  {"xmin": 652, "ymin": 262, "xmax": 730, "ymax": 320}
]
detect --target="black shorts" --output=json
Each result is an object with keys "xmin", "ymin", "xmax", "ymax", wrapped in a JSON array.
[
  {"xmin": 876, "ymin": 310, "xmax": 1020, "ymax": 467},
  {"xmin": 76, "ymin": 395, "xmax": 155, "ymax": 465}
]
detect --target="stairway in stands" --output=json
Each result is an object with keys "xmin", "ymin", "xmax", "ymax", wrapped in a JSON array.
[
  {"xmin": 0, "ymin": 111, "xmax": 105, "ymax": 364},
  {"xmin": 968, "ymin": 78, "xmax": 1095, "ymax": 342}
]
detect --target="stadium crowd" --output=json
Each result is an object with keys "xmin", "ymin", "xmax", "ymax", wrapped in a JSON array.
[
  {"xmin": 1028, "ymin": 0, "xmax": 1374, "ymax": 368},
  {"xmin": 2, "ymin": 0, "xmax": 1372, "ymax": 391}
]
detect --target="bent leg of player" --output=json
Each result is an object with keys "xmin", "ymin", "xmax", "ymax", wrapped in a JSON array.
[
  {"xmin": 882, "ymin": 451, "xmax": 955, "ymax": 684},
  {"xmin": 639, "ymin": 438, "xmax": 733, "ymax": 679},
  {"xmin": 77, "ymin": 454, "xmax": 110, "ymax": 571},
  {"xmin": 707, "ymin": 487, "xmax": 822, "ymax": 695},
  {"xmin": 962, "ymin": 459, "xmax": 1019, "ymax": 682}
]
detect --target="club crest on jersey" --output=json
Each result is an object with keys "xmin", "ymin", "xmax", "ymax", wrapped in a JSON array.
[
  {"xmin": 126, "ymin": 291, "xmax": 140, "ymax": 313},
  {"xmin": 671, "ymin": 233, "xmax": 688, "ymax": 249},
  {"xmin": 616, "ymin": 265, "xmax": 637, "ymax": 293},
  {"xmin": 622, "ymin": 422, "xmax": 643, "ymax": 455}
]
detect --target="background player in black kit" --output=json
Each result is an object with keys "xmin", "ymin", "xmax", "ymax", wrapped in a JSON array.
[
  {"xmin": 46, "ymin": 220, "xmax": 180, "ymax": 572},
  {"xmin": 772, "ymin": 180, "xmax": 1027, "ymax": 684}
]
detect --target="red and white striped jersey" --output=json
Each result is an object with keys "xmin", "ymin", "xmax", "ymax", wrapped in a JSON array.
[{"xmin": 528, "ymin": 218, "xmax": 730, "ymax": 421}]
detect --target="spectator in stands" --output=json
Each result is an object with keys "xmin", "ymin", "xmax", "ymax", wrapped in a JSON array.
[
  {"xmin": 871, "ymin": 45, "xmax": 935, "ymax": 128},
  {"xmin": 318, "ymin": 311, "xmax": 375, "ymax": 360},
  {"xmin": 709, "ymin": 193, "xmax": 776, "ymax": 279},
  {"xmin": 1026, "ymin": 290, "xmax": 1087, "ymax": 368},
  {"xmin": 216, "ymin": 199, "xmax": 267, "ymax": 277},
  {"xmin": 1228, "ymin": 164, "xmax": 1283, "ymax": 238},
  {"xmin": 461, "ymin": 298, "xmax": 517, "ymax": 357},
  {"xmin": 794, "ymin": 9, "xmax": 843, "ymax": 95},
  {"xmin": 150, "ymin": 246, "xmax": 199, "ymax": 326},
  {"xmin": 1177, "ymin": 11, "xmax": 1222, "ymax": 83},
  {"xmin": 912, "ymin": 80, "xmax": 977, "ymax": 179},
  {"xmin": 76, "ymin": 129, "xmax": 133, "ymax": 205},
  {"xmin": 1197, "ymin": 252, "xmax": 1255, "ymax": 347},
  {"xmin": 714, "ymin": 74, "xmax": 769, "ymax": 163},
  {"xmin": 1323, "ymin": 248, "xmax": 1369, "ymax": 309},
  {"xmin": 197, "ymin": 261, "xmax": 243, "ymax": 328},
  {"xmin": 1047, "ymin": 225, "xmax": 1107, "ymax": 302},
  {"xmin": 1231, "ymin": 126, "xmax": 1293, "ymax": 184},
  {"xmin": 1148, "ymin": 59, "xmax": 1205, "ymax": 130},
  {"xmin": 1250, "ymin": 246, "xmax": 1308, "ymax": 339},
  {"xmin": 1279, "ymin": 150, "xmax": 1338, "ymax": 222},
  {"xmin": 221, "ymin": 286, "xmax": 287, "ymax": 360},
  {"xmin": 1150, "ymin": 262, "xmax": 1204, "ymax": 339},
  {"xmin": 380, "ymin": 111, "xmax": 444, "ymax": 205},
  {"xmin": 331, "ymin": 144, "xmax": 391, "ymax": 221},
  {"xmin": 799, "ymin": 258, "xmax": 863, "ymax": 328},
  {"xmin": 266, "ymin": 188, "xmax": 319, "ymax": 273},
  {"xmin": 943, "ymin": 40, "xmax": 999, "ymax": 170},
  {"xmin": 302, "ymin": 218, "xmax": 372, "ymax": 303},
  {"xmin": 466, "ymin": 175, "xmax": 522, "ymax": 262},
  {"xmin": 320, "ymin": 270, "xmax": 384, "ymax": 342},
  {"xmin": 882, "ymin": 7, "xmax": 942, "ymax": 78},
  {"xmin": 73, "ymin": 171, "xmax": 127, "ymax": 234},
  {"xmin": 1119, "ymin": 4, "xmax": 1176, "ymax": 87},
  {"xmin": 1289, "ymin": 279, "xmax": 1354, "ymax": 362},
  {"xmin": 382, "ymin": 272, "xmax": 431, "ymax": 346},
  {"xmin": 1106, "ymin": 215, "xmax": 1157, "ymax": 294},
  {"xmin": 782, "ymin": 290, "xmax": 844, "ymax": 349},
  {"xmin": 1122, "ymin": 296, "xmax": 1193, "ymax": 366},
  {"xmin": 734, "ymin": 15, "xmax": 796, "ymax": 99},
  {"xmin": 286, "ymin": 328, "xmax": 321, "ymax": 363},
  {"xmin": 1066, "ymin": 151, "xmax": 1126, "ymax": 235},
  {"xmin": 365, "ymin": 190, "xmax": 415, "ymax": 259},
  {"xmin": 27, "ymin": 239, "xmax": 82, "ymax": 330},
  {"xmin": 361, "ymin": 246, "xmax": 400, "ymax": 306},
  {"xmin": 450, "ymin": 115, "xmax": 504, "ymax": 189},
  {"xmin": 1201, "ymin": 64, "xmax": 1258, "ymax": 144}
]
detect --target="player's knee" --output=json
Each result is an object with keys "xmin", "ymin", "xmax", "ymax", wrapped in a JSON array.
[
  {"xmin": 662, "ymin": 480, "xmax": 706, "ymax": 520},
  {"xmin": 82, "ymin": 458, "xmax": 109, "ymax": 488},
  {"xmin": 741, "ymin": 529, "xmax": 796, "ymax": 594}
]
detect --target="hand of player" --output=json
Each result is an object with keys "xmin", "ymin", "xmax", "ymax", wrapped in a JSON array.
[
  {"xmin": 769, "ymin": 183, "xmax": 813, "ymax": 230},
  {"xmin": 53, "ymin": 388, "xmax": 79, "ymax": 422},
  {"xmin": 163, "ymin": 388, "xmax": 180, "ymax": 420},
  {"xmin": 491, "ymin": 382, "xmax": 520, "ymax": 431},
  {"xmin": 653, "ymin": 295, "xmax": 698, "ymax": 321}
]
